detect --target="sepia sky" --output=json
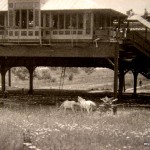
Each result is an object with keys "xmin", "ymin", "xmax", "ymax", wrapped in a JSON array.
[{"xmin": 94, "ymin": 0, "xmax": 150, "ymax": 15}]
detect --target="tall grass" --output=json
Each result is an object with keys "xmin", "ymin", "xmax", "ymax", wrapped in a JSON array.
[{"xmin": 0, "ymin": 106, "xmax": 149, "ymax": 150}]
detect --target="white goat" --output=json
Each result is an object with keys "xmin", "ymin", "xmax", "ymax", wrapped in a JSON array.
[
  {"xmin": 59, "ymin": 100, "xmax": 80, "ymax": 113},
  {"xmin": 78, "ymin": 96, "xmax": 96, "ymax": 113}
]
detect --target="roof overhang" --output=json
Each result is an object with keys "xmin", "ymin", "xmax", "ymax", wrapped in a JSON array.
[
  {"xmin": 41, "ymin": 0, "xmax": 101, "ymax": 11},
  {"xmin": 41, "ymin": 0, "xmax": 126, "ymax": 18}
]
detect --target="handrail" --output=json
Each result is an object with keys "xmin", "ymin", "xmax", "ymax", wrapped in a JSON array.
[
  {"xmin": 127, "ymin": 31, "xmax": 150, "ymax": 57},
  {"xmin": 134, "ymin": 31, "xmax": 150, "ymax": 44},
  {"xmin": 128, "ymin": 15, "xmax": 150, "ymax": 29}
]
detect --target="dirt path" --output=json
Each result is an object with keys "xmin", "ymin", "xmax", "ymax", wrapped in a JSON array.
[{"xmin": 126, "ymin": 83, "xmax": 150, "ymax": 92}]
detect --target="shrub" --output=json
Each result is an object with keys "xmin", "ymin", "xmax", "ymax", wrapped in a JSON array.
[
  {"xmin": 83, "ymin": 68, "xmax": 95, "ymax": 75},
  {"xmin": 12, "ymin": 67, "xmax": 29, "ymax": 80},
  {"xmin": 51, "ymin": 77, "xmax": 56, "ymax": 83},
  {"xmin": 42, "ymin": 70, "xmax": 51, "ymax": 80},
  {"xmin": 68, "ymin": 74, "xmax": 74, "ymax": 81}
]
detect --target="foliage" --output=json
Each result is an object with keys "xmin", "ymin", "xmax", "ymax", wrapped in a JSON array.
[
  {"xmin": 12, "ymin": 67, "xmax": 29, "ymax": 80},
  {"xmin": 0, "ymin": 106, "xmax": 149, "ymax": 150},
  {"xmin": 68, "ymin": 74, "xmax": 74, "ymax": 81},
  {"xmin": 66, "ymin": 67, "xmax": 79, "ymax": 74},
  {"xmin": 11, "ymin": 67, "xmax": 95, "ymax": 81},
  {"xmin": 82, "ymin": 67, "xmax": 95, "ymax": 75}
]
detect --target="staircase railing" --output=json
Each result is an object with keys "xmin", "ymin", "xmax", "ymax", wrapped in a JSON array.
[
  {"xmin": 140, "ymin": 69, "xmax": 150, "ymax": 79},
  {"xmin": 127, "ymin": 31, "xmax": 150, "ymax": 57}
]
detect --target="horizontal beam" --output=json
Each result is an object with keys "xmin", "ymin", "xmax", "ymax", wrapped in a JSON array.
[
  {"xmin": 0, "ymin": 57, "xmax": 114, "ymax": 69},
  {"xmin": 0, "ymin": 42, "xmax": 116, "ymax": 58}
]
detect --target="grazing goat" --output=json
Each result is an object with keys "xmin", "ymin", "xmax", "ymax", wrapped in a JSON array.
[
  {"xmin": 59, "ymin": 100, "xmax": 80, "ymax": 113},
  {"xmin": 78, "ymin": 96, "xmax": 96, "ymax": 113}
]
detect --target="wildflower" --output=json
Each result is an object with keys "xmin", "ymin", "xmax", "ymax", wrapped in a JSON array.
[
  {"xmin": 29, "ymin": 145, "xmax": 36, "ymax": 149},
  {"xmin": 61, "ymin": 133, "xmax": 67, "ymax": 138},
  {"xmin": 54, "ymin": 129, "xmax": 60, "ymax": 132}
]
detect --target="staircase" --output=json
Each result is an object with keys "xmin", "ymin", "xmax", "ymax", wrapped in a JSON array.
[
  {"xmin": 128, "ymin": 14, "xmax": 150, "ymax": 29},
  {"xmin": 124, "ymin": 15, "xmax": 150, "ymax": 79},
  {"xmin": 127, "ymin": 31, "xmax": 150, "ymax": 57},
  {"xmin": 140, "ymin": 69, "xmax": 150, "ymax": 79}
]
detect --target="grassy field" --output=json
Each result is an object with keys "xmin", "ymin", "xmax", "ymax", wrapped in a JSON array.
[
  {"xmin": 0, "ymin": 106, "xmax": 150, "ymax": 150},
  {"xmin": 0, "ymin": 68, "xmax": 150, "ymax": 150}
]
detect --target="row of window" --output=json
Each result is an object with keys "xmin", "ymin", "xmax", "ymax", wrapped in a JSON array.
[
  {"xmin": 13, "ymin": 9, "xmax": 40, "ymax": 28},
  {"xmin": 8, "ymin": 10, "xmax": 92, "ymax": 35},
  {"xmin": 42, "ymin": 12, "xmax": 92, "ymax": 34},
  {"xmin": 43, "ymin": 13, "xmax": 84, "ymax": 29},
  {"xmin": 6, "ymin": 30, "xmax": 83, "ymax": 37},
  {"xmin": 8, "ymin": 30, "xmax": 39, "ymax": 37}
]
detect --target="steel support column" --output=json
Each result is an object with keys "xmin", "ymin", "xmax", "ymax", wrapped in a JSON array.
[
  {"xmin": 118, "ymin": 68, "xmax": 124, "ymax": 99},
  {"xmin": 133, "ymin": 71, "xmax": 138, "ymax": 95},
  {"xmin": 0, "ymin": 66, "xmax": 7, "ymax": 93},
  {"xmin": 8, "ymin": 69, "xmax": 11, "ymax": 87},
  {"xmin": 27, "ymin": 66, "xmax": 35, "ymax": 94},
  {"xmin": 114, "ymin": 43, "xmax": 119, "ymax": 99}
]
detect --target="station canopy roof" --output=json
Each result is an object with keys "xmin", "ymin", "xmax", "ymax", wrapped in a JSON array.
[
  {"xmin": 0, "ymin": 0, "xmax": 126, "ymax": 17},
  {"xmin": 41, "ymin": 0, "xmax": 126, "ymax": 17},
  {"xmin": 41, "ymin": 0, "xmax": 102, "ymax": 10},
  {"xmin": 0, "ymin": 0, "xmax": 8, "ymax": 12}
]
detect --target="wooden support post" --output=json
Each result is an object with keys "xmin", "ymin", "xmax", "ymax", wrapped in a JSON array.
[
  {"xmin": 1, "ymin": 67, "xmax": 7, "ymax": 93},
  {"xmin": 118, "ymin": 68, "xmax": 124, "ymax": 100},
  {"xmin": 8, "ymin": 69, "xmax": 11, "ymax": 87},
  {"xmin": 1, "ymin": 71, "xmax": 6, "ymax": 92},
  {"xmin": 123, "ymin": 77, "xmax": 126, "ymax": 92},
  {"xmin": 114, "ymin": 43, "xmax": 119, "ymax": 99},
  {"xmin": 133, "ymin": 71, "xmax": 138, "ymax": 95},
  {"xmin": 27, "ymin": 67, "xmax": 35, "ymax": 95}
]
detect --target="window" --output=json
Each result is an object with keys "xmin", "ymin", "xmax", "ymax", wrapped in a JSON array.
[
  {"xmin": 35, "ymin": 10, "xmax": 39, "ymax": 27},
  {"xmin": 86, "ymin": 13, "xmax": 91, "ymax": 34},
  {"xmin": 9, "ymin": 2, "xmax": 40, "ymax": 29},
  {"xmin": 9, "ymin": 31, "xmax": 13, "ymax": 36},
  {"xmin": 46, "ymin": 13, "xmax": 50, "ymax": 27},
  {"xmin": 14, "ymin": 9, "xmax": 34, "ymax": 29},
  {"xmin": 35, "ymin": 31, "xmax": 39, "ymax": 36},
  {"xmin": 28, "ymin": 31, "xmax": 33, "ymax": 36},
  {"xmin": 51, "ymin": 12, "xmax": 84, "ymax": 35},
  {"xmin": 78, "ymin": 13, "xmax": 83, "ymax": 29},
  {"xmin": 0, "ymin": 14, "xmax": 4, "ymax": 28},
  {"xmin": 53, "ymin": 14, "xmax": 58, "ymax": 29},
  {"xmin": 21, "ymin": 10, "xmax": 27, "ymax": 29},
  {"xmin": 9, "ymin": 10, "xmax": 14, "ymax": 27},
  {"xmin": 15, "ymin": 31, "xmax": 19, "ymax": 36},
  {"xmin": 34, "ymin": 2, "xmax": 39, "ymax": 9},
  {"xmin": 59, "ymin": 14, "xmax": 64, "ymax": 29},
  {"xmin": 29, "ymin": 10, "xmax": 34, "ymax": 28},
  {"xmin": 66, "ymin": 14, "xmax": 71, "ymax": 29},
  {"xmin": 9, "ymin": 3, "xmax": 14, "ymax": 9},
  {"xmin": 15, "ymin": 10, "xmax": 20, "ymax": 27},
  {"xmin": 72, "ymin": 13, "xmax": 77, "ymax": 29},
  {"xmin": 21, "ymin": 31, "xmax": 27, "ymax": 36}
]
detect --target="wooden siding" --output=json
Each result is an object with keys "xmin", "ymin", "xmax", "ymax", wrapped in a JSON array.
[{"xmin": 0, "ymin": 42, "xmax": 117, "ymax": 57}]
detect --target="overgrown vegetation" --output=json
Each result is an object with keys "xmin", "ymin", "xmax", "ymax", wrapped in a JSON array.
[
  {"xmin": 8, "ymin": 67, "xmax": 150, "ymax": 92},
  {"xmin": 11, "ymin": 67, "xmax": 94, "ymax": 81},
  {"xmin": 12, "ymin": 67, "xmax": 29, "ymax": 80},
  {"xmin": 0, "ymin": 106, "xmax": 149, "ymax": 150}
]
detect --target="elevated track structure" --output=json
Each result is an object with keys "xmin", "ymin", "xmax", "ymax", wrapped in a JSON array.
[{"xmin": 0, "ymin": 0, "xmax": 149, "ymax": 102}]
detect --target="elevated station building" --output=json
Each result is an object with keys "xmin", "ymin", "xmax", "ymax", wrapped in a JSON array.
[{"xmin": 0, "ymin": 0, "xmax": 149, "ymax": 99}]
